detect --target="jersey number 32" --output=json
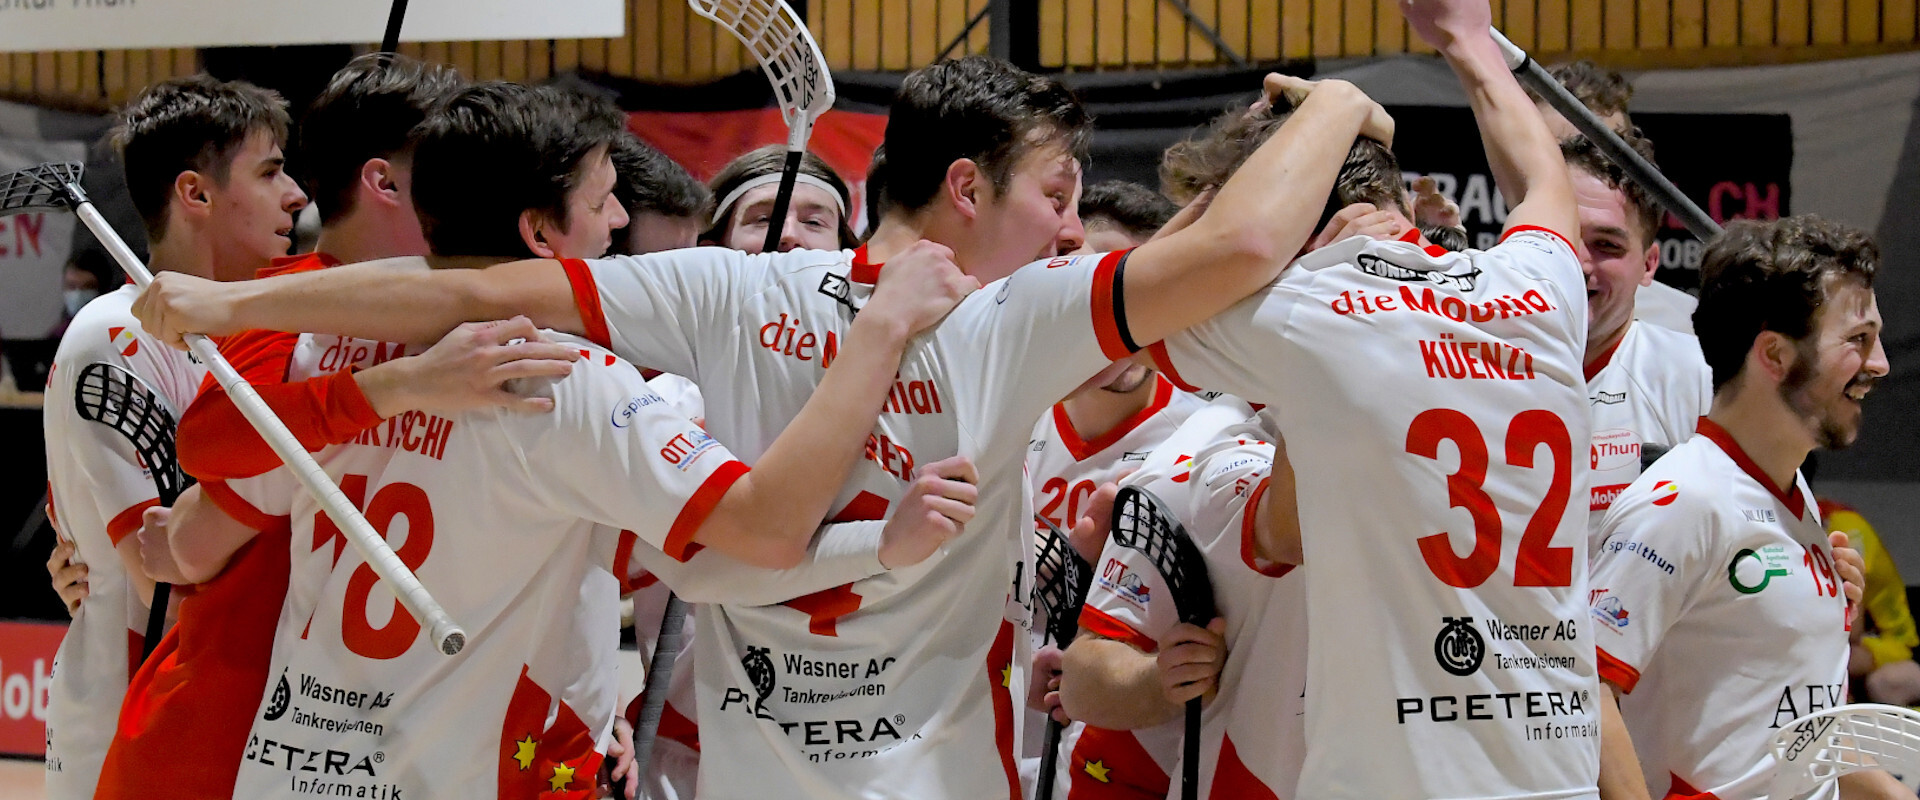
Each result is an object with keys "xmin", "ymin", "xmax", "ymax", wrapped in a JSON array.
[{"xmin": 1406, "ymin": 409, "xmax": 1574, "ymax": 589}]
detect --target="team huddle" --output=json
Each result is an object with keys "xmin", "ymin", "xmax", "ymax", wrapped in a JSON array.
[{"xmin": 37, "ymin": 0, "xmax": 1896, "ymax": 798}]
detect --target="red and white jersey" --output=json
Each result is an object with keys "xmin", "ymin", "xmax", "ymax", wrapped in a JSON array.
[
  {"xmin": 646, "ymin": 372, "xmax": 704, "ymax": 423},
  {"xmin": 1021, "ymin": 375, "xmax": 1203, "ymax": 797},
  {"xmin": 210, "ymin": 331, "xmax": 751, "ymax": 800},
  {"xmin": 1079, "ymin": 397, "xmax": 1308, "ymax": 800},
  {"xmin": 42, "ymin": 284, "xmax": 206, "ymax": 798},
  {"xmin": 570, "ymin": 245, "xmax": 1135, "ymax": 798},
  {"xmin": 1583, "ymin": 321, "xmax": 1711, "ymax": 541},
  {"xmin": 1154, "ymin": 229, "xmax": 1598, "ymax": 800},
  {"xmin": 1589, "ymin": 419, "xmax": 1848, "ymax": 800}
]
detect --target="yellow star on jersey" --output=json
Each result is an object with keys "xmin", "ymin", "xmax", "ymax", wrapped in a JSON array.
[
  {"xmin": 549, "ymin": 763, "xmax": 576, "ymax": 792},
  {"xmin": 1083, "ymin": 759, "xmax": 1112, "ymax": 783},
  {"xmin": 1001, "ymin": 664, "xmax": 1012, "ymax": 687},
  {"xmin": 512, "ymin": 735, "xmax": 537, "ymax": 770}
]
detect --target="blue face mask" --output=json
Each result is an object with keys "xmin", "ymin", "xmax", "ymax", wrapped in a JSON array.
[{"xmin": 63, "ymin": 288, "xmax": 97, "ymax": 317}]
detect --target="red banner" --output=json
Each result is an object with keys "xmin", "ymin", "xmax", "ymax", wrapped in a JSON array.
[
  {"xmin": 627, "ymin": 108, "xmax": 887, "ymax": 233},
  {"xmin": 0, "ymin": 619, "xmax": 63, "ymax": 757}
]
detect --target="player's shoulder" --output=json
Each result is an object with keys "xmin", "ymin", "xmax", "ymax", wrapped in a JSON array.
[
  {"xmin": 1126, "ymin": 395, "xmax": 1262, "ymax": 488},
  {"xmin": 53, "ymin": 286, "xmax": 145, "ymax": 365},
  {"xmin": 1599, "ymin": 437, "xmax": 1724, "ymax": 534},
  {"xmin": 1621, "ymin": 321, "xmax": 1710, "ymax": 380}
]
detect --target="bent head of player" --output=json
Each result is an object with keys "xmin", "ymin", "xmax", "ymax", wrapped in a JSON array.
[
  {"xmin": 702, "ymin": 144, "xmax": 857, "ymax": 254},
  {"xmin": 115, "ymin": 75, "xmax": 306, "ymax": 280},
  {"xmin": 1071, "ymin": 181, "xmax": 1178, "ymax": 394},
  {"xmin": 1527, "ymin": 60, "xmax": 1634, "ymax": 140},
  {"xmin": 292, "ymin": 53, "xmax": 465, "ymax": 259},
  {"xmin": 410, "ymin": 82, "xmax": 629, "ymax": 260},
  {"xmin": 1695, "ymin": 216, "xmax": 1889, "ymax": 450},
  {"xmin": 879, "ymin": 56, "xmax": 1090, "ymax": 282},
  {"xmin": 609, "ymin": 132, "xmax": 709, "ymax": 256},
  {"xmin": 1564, "ymin": 133, "xmax": 1662, "ymax": 362}
]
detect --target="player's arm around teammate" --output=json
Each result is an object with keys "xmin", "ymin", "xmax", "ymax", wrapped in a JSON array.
[{"xmin": 131, "ymin": 78, "xmax": 1390, "ymax": 356}]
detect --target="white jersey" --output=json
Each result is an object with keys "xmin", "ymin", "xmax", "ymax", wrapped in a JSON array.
[
  {"xmin": 646, "ymin": 372, "xmax": 705, "ymax": 423},
  {"xmin": 571, "ymin": 245, "xmax": 1135, "ymax": 798},
  {"xmin": 41, "ymin": 285, "xmax": 206, "ymax": 799},
  {"xmin": 1631, "ymin": 281, "xmax": 1696, "ymax": 334},
  {"xmin": 1155, "ymin": 228, "xmax": 1597, "ymax": 800},
  {"xmin": 1022, "ymin": 374, "xmax": 1203, "ymax": 797},
  {"xmin": 1584, "ymin": 321, "xmax": 1711, "ymax": 543},
  {"xmin": 1081, "ymin": 397, "xmax": 1309, "ymax": 799},
  {"xmin": 208, "ymin": 329, "xmax": 885, "ymax": 800},
  {"xmin": 1588, "ymin": 419, "xmax": 1848, "ymax": 800}
]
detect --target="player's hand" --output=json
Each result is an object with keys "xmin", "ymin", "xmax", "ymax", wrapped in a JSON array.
[
  {"xmin": 137, "ymin": 506, "xmax": 189, "ymax": 585},
  {"xmin": 1067, "ymin": 481, "xmax": 1120, "ymax": 566},
  {"xmin": 1261, "ymin": 74, "xmax": 1394, "ymax": 146},
  {"xmin": 598, "ymin": 717, "xmax": 638, "ymax": 799},
  {"xmin": 1308, "ymin": 203, "xmax": 1412, "ymax": 252},
  {"xmin": 368, "ymin": 317, "xmax": 580, "ymax": 417},
  {"xmin": 862, "ymin": 240, "xmax": 979, "ymax": 339},
  {"xmin": 1026, "ymin": 644, "xmax": 1073, "ymax": 725},
  {"xmin": 879, "ymin": 456, "xmax": 979, "ymax": 569},
  {"xmin": 1157, "ymin": 618, "xmax": 1227, "ymax": 707},
  {"xmin": 1832, "ymin": 531, "xmax": 1865, "ymax": 627},
  {"xmin": 1411, "ymin": 176, "xmax": 1463, "ymax": 228},
  {"xmin": 131, "ymin": 271, "xmax": 241, "ymax": 349},
  {"xmin": 1400, "ymin": 0, "xmax": 1495, "ymax": 51},
  {"xmin": 47, "ymin": 535, "xmax": 88, "ymax": 617}
]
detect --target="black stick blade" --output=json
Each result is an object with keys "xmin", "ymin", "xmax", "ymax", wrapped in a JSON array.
[
  {"xmin": 73, "ymin": 362, "xmax": 193, "ymax": 506},
  {"xmin": 1109, "ymin": 486, "xmax": 1216, "ymax": 625},
  {"xmin": 0, "ymin": 162, "xmax": 84, "ymax": 214}
]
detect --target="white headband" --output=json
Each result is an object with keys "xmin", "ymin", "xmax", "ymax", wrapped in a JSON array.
[{"xmin": 711, "ymin": 172, "xmax": 847, "ymax": 226}]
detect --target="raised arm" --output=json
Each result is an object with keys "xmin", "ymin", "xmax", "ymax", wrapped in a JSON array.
[
  {"xmin": 1121, "ymin": 78, "xmax": 1389, "ymax": 347},
  {"xmin": 690, "ymin": 246, "xmax": 978, "ymax": 567},
  {"xmin": 134, "ymin": 257, "xmax": 584, "ymax": 348},
  {"xmin": 1402, "ymin": 0, "xmax": 1577, "ymax": 238}
]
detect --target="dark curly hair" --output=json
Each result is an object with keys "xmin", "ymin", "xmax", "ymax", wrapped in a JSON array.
[{"xmin": 1694, "ymin": 215, "xmax": 1878, "ymax": 392}]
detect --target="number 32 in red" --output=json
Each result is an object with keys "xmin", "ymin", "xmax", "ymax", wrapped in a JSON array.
[{"xmin": 1405, "ymin": 409, "xmax": 1573, "ymax": 589}]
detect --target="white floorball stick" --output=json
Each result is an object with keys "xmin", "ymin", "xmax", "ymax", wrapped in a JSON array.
[
  {"xmin": 1770, "ymin": 703, "xmax": 1920, "ymax": 800},
  {"xmin": 3, "ymin": 162, "xmax": 466, "ymax": 655},
  {"xmin": 687, "ymin": 0, "xmax": 835, "ymax": 252}
]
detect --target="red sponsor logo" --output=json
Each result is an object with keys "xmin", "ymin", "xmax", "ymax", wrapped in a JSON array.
[
  {"xmin": 0, "ymin": 620, "xmax": 61, "ymax": 757},
  {"xmin": 107, "ymin": 325, "xmax": 139, "ymax": 357},
  {"xmin": 1330, "ymin": 286, "xmax": 1556, "ymax": 322},
  {"xmin": 1590, "ymin": 483, "xmax": 1629, "ymax": 511},
  {"xmin": 864, "ymin": 432, "xmax": 915, "ymax": 481},
  {"xmin": 1418, "ymin": 334, "xmax": 1537, "ymax": 381},
  {"xmin": 759, "ymin": 313, "xmax": 838, "ymax": 367},
  {"xmin": 883, "ymin": 379, "xmax": 945, "ymax": 415},
  {"xmin": 1651, "ymin": 480, "xmax": 1680, "ymax": 506},
  {"xmin": 317, "ymin": 338, "xmax": 407, "ymax": 373}
]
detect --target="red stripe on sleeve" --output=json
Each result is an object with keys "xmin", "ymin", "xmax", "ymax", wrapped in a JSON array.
[
  {"xmin": 613, "ymin": 530, "xmax": 642, "ymax": 593},
  {"xmin": 1089, "ymin": 249, "xmax": 1135, "ymax": 362},
  {"xmin": 1597, "ymin": 647, "xmax": 1642, "ymax": 694},
  {"xmin": 198, "ymin": 480, "xmax": 285, "ymax": 533},
  {"xmin": 1145, "ymin": 341, "xmax": 1200, "ymax": 393},
  {"xmin": 1500, "ymin": 224, "xmax": 1577, "ymax": 254},
  {"xmin": 1239, "ymin": 478, "xmax": 1294, "ymax": 578},
  {"xmin": 663, "ymin": 460, "xmax": 750, "ymax": 562},
  {"xmin": 1077, "ymin": 605, "xmax": 1160, "ymax": 654},
  {"xmin": 561, "ymin": 258, "xmax": 613, "ymax": 349},
  {"xmin": 107, "ymin": 498, "xmax": 161, "ymax": 546}
]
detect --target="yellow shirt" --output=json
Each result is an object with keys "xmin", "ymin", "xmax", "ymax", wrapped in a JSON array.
[{"xmin": 1822, "ymin": 499, "xmax": 1918, "ymax": 667}]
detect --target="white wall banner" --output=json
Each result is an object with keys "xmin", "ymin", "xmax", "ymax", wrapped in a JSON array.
[
  {"xmin": 0, "ymin": 0, "xmax": 623, "ymax": 52},
  {"xmin": 0, "ymin": 138, "xmax": 85, "ymax": 340}
]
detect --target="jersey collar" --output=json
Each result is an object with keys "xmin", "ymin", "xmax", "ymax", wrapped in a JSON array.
[
  {"xmin": 1397, "ymin": 227, "xmax": 1451, "ymax": 259},
  {"xmin": 1051, "ymin": 375, "xmax": 1175, "ymax": 462},
  {"xmin": 850, "ymin": 244, "xmax": 882, "ymax": 285},
  {"xmin": 260, "ymin": 251, "xmax": 341, "ymax": 279},
  {"xmin": 1696, "ymin": 417, "xmax": 1808, "ymax": 519},
  {"xmin": 1583, "ymin": 325, "xmax": 1628, "ymax": 382}
]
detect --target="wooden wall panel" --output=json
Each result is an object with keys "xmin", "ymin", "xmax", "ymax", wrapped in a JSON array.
[{"xmin": 7, "ymin": 0, "xmax": 1920, "ymax": 110}]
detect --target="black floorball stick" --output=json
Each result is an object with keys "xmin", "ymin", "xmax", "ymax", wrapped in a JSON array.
[
  {"xmin": 627, "ymin": 593, "xmax": 691, "ymax": 796},
  {"xmin": 1107, "ymin": 486, "xmax": 1216, "ymax": 800},
  {"xmin": 72, "ymin": 362, "xmax": 193, "ymax": 662},
  {"xmin": 1032, "ymin": 514, "xmax": 1094, "ymax": 800}
]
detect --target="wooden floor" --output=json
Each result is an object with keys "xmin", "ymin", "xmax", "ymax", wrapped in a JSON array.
[{"xmin": 1, "ymin": 757, "xmax": 43, "ymax": 799}]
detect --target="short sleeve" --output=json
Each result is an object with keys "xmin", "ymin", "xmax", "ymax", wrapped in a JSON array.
[
  {"xmin": 1587, "ymin": 481, "xmax": 1716, "ymax": 693},
  {"xmin": 1146, "ymin": 286, "xmax": 1297, "ymax": 403},
  {"xmin": 936, "ymin": 250, "xmax": 1137, "ymax": 441},
  {"xmin": 62, "ymin": 414, "xmax": 164, "ymax": 546},
  {"xmin": 568, "ymin": 248, "xmax": 771, "ymax": 377},
  {"xmin": 495, "ymin": 343, "xmax": 749, "ymax": 562},
  {"xmin": 1080, "ymin": 535, "xmax": 1176, "ymax": 654}
]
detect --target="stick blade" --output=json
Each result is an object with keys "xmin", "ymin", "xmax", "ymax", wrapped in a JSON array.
[{"xmin": 0, "ymin": 162, "xmax": 84, "ymax": 214}]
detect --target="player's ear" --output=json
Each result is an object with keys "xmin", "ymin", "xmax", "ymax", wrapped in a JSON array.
[
  {"xmin": 518, "ymin": 210, "xmax": 557, "ymax": 259},
  {"xmin": 172, "ymin": 170, "xmax": 212, "ymax": 220},
  {"xmin": 944, "ymin": 158, "xmax": 983, "ymax": 221},
  {"xmin": 1750, "ymin": 330, "xmax": 1799, "ymax": 386},
  {"xmin": 359, "ymin": 158, "xmax": 402, "ymax": 208},
  {"xmin": 1639, "ymin": 243, "xmax": 1660, "ymax": 286}
]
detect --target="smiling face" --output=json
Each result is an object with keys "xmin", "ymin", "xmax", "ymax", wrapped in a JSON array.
[
  {"xmin": 966, "ymin": 138, "xmax": 1083, "ymax": 284},
  {"xmin": 205, "ymin": 128, "xmax": 307, "ymax": 280},
  {"xmin": 723, "ymin": 182, "xmax": 846, "ymax": 254},
  {"xmin": 1573, "ymin": 169, "xmax": 1659, "ymax": 358},
  {"xmin": 1778, "ymin": 278, "xmax": 1889, "ymax": 449},
  {"xmin": 530, "ymin": 146, "xmax": 629, "ymax": 260}
]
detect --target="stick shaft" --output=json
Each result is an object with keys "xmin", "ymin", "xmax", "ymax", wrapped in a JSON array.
[
  {"xmin": 1489, "ymin": 28, "xmax": 1723, "ymax": 241},
  {"xmin": 761, "ymin": 148, "xmax": 805, "ymax": 252},
  {"xmin": 380, "ymin": 0, "xmax": 410, "ymax": 53},
  {"xmin": 1037, "ymin": 718, "xmax": 1064, "ymax": 799},
  {"xmin": 73, "ymin": 202, "xmax": 465, "ymax": 656},
  {"xmin": 631, "ymin": 593, "xmax": 691, "ymax": 780},
  {"xmin": 1183, "ymin": 698, "xmax": 1202, "ymax": 800}
]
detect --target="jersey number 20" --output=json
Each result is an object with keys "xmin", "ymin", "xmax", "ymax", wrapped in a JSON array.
[{"xmin": 1406, "ymin": 409, "xmax": 1573, "ymax": 588}]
